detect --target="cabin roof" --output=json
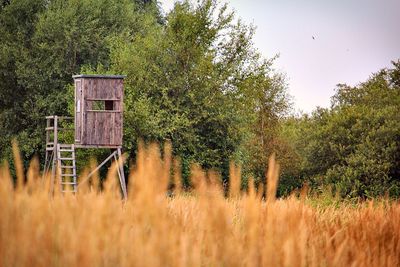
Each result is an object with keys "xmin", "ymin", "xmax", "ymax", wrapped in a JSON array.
[{"xmin": 72, "ymin": 74, "xmax": 126, "ymax": 79}]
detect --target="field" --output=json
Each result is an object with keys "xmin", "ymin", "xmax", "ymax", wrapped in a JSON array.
[{"xmin": 0, "ymin": 144, "xmax": 399, "ymax": 267}]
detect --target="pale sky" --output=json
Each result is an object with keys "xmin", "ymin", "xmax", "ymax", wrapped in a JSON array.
[{"xmin": 159, "ymin": 0, "xmax": 400, "ymax": 113}]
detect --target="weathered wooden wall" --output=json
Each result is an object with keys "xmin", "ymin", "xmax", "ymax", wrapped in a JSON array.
[{"xmin": 73, "ymin": 75, "xmax": 124, "ymax": 147}]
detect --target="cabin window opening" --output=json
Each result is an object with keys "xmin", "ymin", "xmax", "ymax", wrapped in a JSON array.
[
  {"xmin": 105, "ymin": 100, "xmax": 114, "ymax": 110},
  {"xmin": 90, "ymin": 100, "xmax": 115, "ymax": 111}
]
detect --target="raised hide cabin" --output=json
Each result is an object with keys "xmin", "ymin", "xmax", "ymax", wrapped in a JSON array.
[{"xmin": 73, "ymin": 74, "xmax": 125, "ymax": 147}]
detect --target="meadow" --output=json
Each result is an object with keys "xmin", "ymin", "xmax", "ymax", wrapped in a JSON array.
[{"xmin": 0, "ymin": 143, "xmax": 399, "ymax": 267}]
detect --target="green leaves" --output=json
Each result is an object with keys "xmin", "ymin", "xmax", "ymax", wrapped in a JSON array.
[
  {"xmin": 0, "ymin": 0, "xmax": 157, "ymax": 166},
  {"xmin": 0, "ymin": 0, "xmax": 290, "ymax": 188},
  {"xmin": 284, "ymin": 61, "xmax": 400, "ymax": 198},
  {"xmin": 108, "ymin": 0, "xmax": 290, "ymax": 184}
]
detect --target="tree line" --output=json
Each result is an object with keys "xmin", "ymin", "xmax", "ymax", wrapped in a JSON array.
[
  {"xmin": 0, "ymin": 0, "xmax": 398, "ymax": 198},
  {"xmin": 279, "ymin": 62, "xmax": 400, "ymax": 198}
]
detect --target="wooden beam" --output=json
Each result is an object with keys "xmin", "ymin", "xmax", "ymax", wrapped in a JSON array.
[{"xmin": 78, "ymin": 150, "xmax": 118, "ymax": 186}]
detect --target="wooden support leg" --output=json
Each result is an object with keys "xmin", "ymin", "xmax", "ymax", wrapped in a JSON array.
[
  {"xmin": 117, "ymin": 148, "xmax": 128, "ymax": 199},
  {"xmin": 44, "ymin": 151, "xmax": 49, "ymax": 173},
  {"xmin": 50, "ymin": 149, "xmax": 56, "ymax": 196},
  {"xmin": 50, "ymin": 116, "xmax": 59, "ymax": 196},
  {"xmin": 77, "ymin": 149, "xmax": 127, "ymax": 199},
  {"xmin": 84, "ymin": 150, "xmax": 118, "ymax": 181}
]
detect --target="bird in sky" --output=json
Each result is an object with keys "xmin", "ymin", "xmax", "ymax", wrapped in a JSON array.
[{"xmin": 312, "ymin": 36, "xmax": 315, "ymax": 40}]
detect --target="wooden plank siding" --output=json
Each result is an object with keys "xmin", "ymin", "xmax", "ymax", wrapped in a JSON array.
[
  {"xmin": 74, "ymin": 79, "xmax": 82, "ymax": 143},
  {"xmin": 73, "ymin": 75, "xmax": 125, "ymax": 147}
]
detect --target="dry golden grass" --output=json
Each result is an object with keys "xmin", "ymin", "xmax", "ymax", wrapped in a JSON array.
[{"xmin": 0, "ymin": 143, "xmax": 399, "ymax": 267}]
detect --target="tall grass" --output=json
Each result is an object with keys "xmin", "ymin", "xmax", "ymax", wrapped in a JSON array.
[{"xmin": 0, "ymin": 143, "xmax": 399, "ymax": 266}]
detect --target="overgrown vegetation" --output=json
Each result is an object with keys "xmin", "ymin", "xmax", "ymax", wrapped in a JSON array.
[
  {"xmin": 0, "ymin": 0, "xmax": 399, "ymax": 198},
  {"xmin": 280, "ymin": 62, "xmax": 400, "ymax": 198},
  {"xmin": 0, "ymin": 0, "xmax": 289, "ymax": 187}
]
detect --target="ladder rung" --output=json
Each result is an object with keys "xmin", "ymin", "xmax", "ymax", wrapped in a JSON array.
[
  {"xmin": 59, "ymin": 144, "xmax": 74, "ymax": 148},
  {"xmin": 53, "ymin": 143, "xmax": 77, "ymax": 194},
  {"xmin": 47, "ymin": 128, "xmax": 74, "ymax": 131},
  {"xmin": 46, "ymin": 147, "xmax": 54, "ymax": 151}
]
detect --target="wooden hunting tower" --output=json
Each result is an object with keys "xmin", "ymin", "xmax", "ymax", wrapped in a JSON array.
[
  {"xmin": 43, "ymin": 74, "xmax": 127, "ymax": 198},
  {"xmin": 73, "ymin": 74, "xmax": 125, "ymax": 147}
]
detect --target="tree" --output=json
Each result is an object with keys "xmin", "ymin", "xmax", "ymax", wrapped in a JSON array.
[
  {"xmin": 282, "ymin": 61, "xmax": 400, "ymax": 198},
  {"xmin": 0, "ymin": 0, "xmax": 159, "ymax": 170},
  {"xmin": 0, "ymin": 0, "xmax": 290, "ymax": 188},
  {"xmin": 109, "ymin": 0, "xmax": 290, "ymax": 185},
  {"xmin": 0, "ymin": 0, "xmax": 47, "ymax": 169},
  {"xmin": 243, "ymin": 69, "xmax": 292, "ymax": 187}
]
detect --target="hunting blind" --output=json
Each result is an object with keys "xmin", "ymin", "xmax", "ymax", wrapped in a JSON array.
[
  {"xmin": 73, "ymin": 74, "xmax": 124, "ymax": 147},
  {"xmin": 43, "ymin": 74, "xmax": 127, "ymax": 198}
]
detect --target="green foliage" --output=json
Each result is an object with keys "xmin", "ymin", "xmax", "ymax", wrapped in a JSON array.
[
  {"xmin": 0, "ymin": 0, "xmax": 156, "ymax": 167},
  {"xmin": 0, "ymin": 0, "xmax": 48, "ymax": 170},
  {"xmin": 0, "ymin": 0, "xmax": 289, "ymax": 188},
  {"xmin": 108, "ymin": 0, "xmax": 288, "ymax": 185},
  {"xmin": 2, "ymin": 0, "xmax": 397, "ymax": 199},
  {"xmin": 282, "ymin": 61, "xmax": 400, "ymax": 198}
]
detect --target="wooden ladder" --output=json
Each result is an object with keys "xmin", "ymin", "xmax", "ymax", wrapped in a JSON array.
[{"xmin": 57, "ymin": 144, "xmax": 77, "ymax": 193}]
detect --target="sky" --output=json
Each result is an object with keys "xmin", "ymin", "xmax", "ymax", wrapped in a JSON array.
[{"xmin": 159, "ymin": 0, "xmax": 400, "ymax": 113}]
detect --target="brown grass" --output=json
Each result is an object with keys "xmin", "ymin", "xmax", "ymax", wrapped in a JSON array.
[{"xmin": 0, "ymin": 143, "xmax": 399, "ymax": 267}]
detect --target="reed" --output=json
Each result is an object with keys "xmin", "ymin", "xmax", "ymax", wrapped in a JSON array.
[{"xmin": 0, "ymin": 143, "xmax": 399, "ymax": 267}]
